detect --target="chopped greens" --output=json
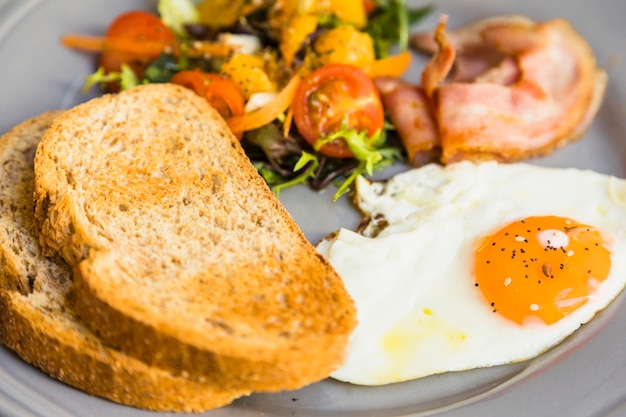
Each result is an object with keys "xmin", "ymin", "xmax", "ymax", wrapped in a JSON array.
[
  {"xmin": 271, "ymin": 120, "xmax": 404, "ymax": 201},
  {"xmin": 272, "ymin": 152, "xmax": 320, "ymax": 198},
  {"xmin": 315, "ymin": 119, "xmax": 384, "ymax": 176},
  {"xmin": 143, "ymin": 53, "xmax": 183, "ymax": 83},
  {"xmin": 366, "ymin": 0, "xmax": 433, "ymax": 57},
  {"xmin": 319, "ymin": 122, "xmax": 402, "ymax": 200},
  {"xmin": 82, "ymin": 64, "xmax": 140, "ymax": 93},
  {"xmin": 72, "ymin": 0, "xmax": 432, "ymax": 202}
]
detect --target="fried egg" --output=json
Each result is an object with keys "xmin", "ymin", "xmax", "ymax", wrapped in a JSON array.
[{"xmin": 317, "ymin": 161, "xmax": 626, "ymax": 386}]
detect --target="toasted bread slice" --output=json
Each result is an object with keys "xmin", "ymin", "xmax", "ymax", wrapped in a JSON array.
[
  {"xmin": 34, "ymin": 84, "xmax": 356, "ymax": 390},
  {"xmin": 0, "ymin": 111, "xmax": 251, "ymax": 411}
]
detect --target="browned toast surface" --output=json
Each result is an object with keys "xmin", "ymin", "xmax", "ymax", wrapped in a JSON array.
[
  {"xmin": 33, "ymin": 84, "xmax": 357, "ymax": 390},
  {"xmin": 0, "ymin": 111, "xmax": 250, "ymax": 412}
]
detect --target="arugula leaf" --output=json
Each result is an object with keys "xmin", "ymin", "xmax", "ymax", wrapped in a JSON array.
[
  {"xmin": 143, "ymin": 53, "xmax": 182, "ymax": 83},
  {"xmin": 315, "ymin": 120, "xmax": 383, "ymax": 176},
  {"xmin": 317, "ymin": 120, "xmax": 402, "ymax": 201},
  {"xmin": 331, "ymin": 143, "xmax": 402, "ymax": 201},
  {"xmin": 82, "ymin": 64, "xmax": 140, "ymax": 93},
  {"xmin": 267, "ymin": 119, "xmax": 403, "ymax": 201},
  {"xmin": 253, "ymin": 162, "xmax": 285, "ymax": 185},
  {"xmin": 365, "ymin": 0, "xmax": 433, "ymax": 58},
  {"xmin": 82, "ymin": 53, "xmax": 189, "ymax": 93},
  {"xmin": 271, "ymin": 152, "xmax": 320, "ymax": 198}
]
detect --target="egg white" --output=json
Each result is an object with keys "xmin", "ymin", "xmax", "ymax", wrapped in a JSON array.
[{"xmin": 318, "ymin": 161, "xmax": 626, "ymax": 386}]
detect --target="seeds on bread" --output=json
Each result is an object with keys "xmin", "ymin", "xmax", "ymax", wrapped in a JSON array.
[
  {"xmin": 33, "ymin": 84, "xmax": 357, "ymax": 391},
  {"xmin": 0, "ymin": 111, "xmax": 251, "ymax": 412}
]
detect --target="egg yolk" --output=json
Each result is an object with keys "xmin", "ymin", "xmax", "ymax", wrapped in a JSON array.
[{"xmin": 474, "ymin": 216, "xmax": 612, "ymax": 325}]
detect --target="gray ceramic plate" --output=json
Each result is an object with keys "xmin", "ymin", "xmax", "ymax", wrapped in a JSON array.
[{"xmin": 1, "ymin": 0, "xmax": 626, "ymax": 416}]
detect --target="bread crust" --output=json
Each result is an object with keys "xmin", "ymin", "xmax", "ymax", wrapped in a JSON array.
[
  {"xmin": 33, "ymin": 85, "xmax": 356, "ymax": 390},
  {"xmin": 0, "ymin": 111, "xmax": 250, "ymax": 412}
]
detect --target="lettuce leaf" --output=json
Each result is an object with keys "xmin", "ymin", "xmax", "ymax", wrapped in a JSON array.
[{"xmin": 157, "ymin": 0, "xmax": 199, "ymax": 37}]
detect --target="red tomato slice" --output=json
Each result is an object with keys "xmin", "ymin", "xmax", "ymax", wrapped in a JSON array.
[
  {"xmin": 363, "ymin": 0, "xmax": 378, "ymax": 15},
  {"xmin": 170, "ymin": 70, "xmax": 246, "ymax": 137},
  {"xmin": 291, "ymin": 64, "xmax": 385, "ymax": 158},
  {"xmin": 99, "ymin": 11, "xmax": 176, "ymax": 89}
]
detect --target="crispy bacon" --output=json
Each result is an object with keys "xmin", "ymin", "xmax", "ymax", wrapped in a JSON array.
[
  {"xmin": 373, "ymin": 76, "xmax": 440, "ymax": 166},
  {"xmin": 420, "ymin": 15, "xmax": 456, "ymax": 97},
  {"xmin": 396, "ymin": 15, "xmax": 608, "ymax": 165},
  {"xmin": 412, "ymin": 15, "xmax": 533, "ymax": 85}
]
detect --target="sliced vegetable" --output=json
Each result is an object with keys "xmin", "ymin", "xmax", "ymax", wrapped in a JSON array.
[
  {"xmin": 269, "ymin": 0, "xmax": 319, "ymax": 22},
  {"xmin": 197, "ymin": 0, "xmax": 239, "ymax": 28},
  {"xmin": 61, "ymin": 1, "xmax": 426, "ymax": 201},
  {"xmin": 283, "ymin": 108, "xmax": 294, "ymax": 137},
  {"xmin": 362, "ymin": 50, "xmax": 412, "ymax": 78},
  {"xmin": 326, "ymin": 0, "xmax": 368, "ymax": 29},
  {"xmin": 226, "ymin": 74, "xmax": 302, "ymax": 133},
  {"xmin": 61, "ymin": 34, "xmax": 233, "ymax": 58},
  {"xmin": 221, "ymin": 53, "xmax": 277, "ymax": 99},
  {"xmin": 285, "ymin": 119, "xmax": 403, "ymax": 200},
  {"xmin": 197, "ymin": 0, "xmax": 264, "ymax": 29},
  {"xmin": 61, "ymin": 34, "xmax": 109, "ymax": 52},
  {"xmin": 279, "ymin": 13, "xmax": 319, "ymax": 67},
  {"xmin": 362, "ymin": 0, "xmax": 378, "ymax": 15},
  {"xmin": 312, "ymin": 25, "xmax": 376, "ymax": 69},
  {"xmin": 291, "ymin": 63, "xmax": 385, "ymax": 158},
  {"xmin": 98, "ymin": 10, "xmax": 176, "ymax": 85},
  {"xmin": 170, "ymin": 70, "xmax": 246, "ymax": 135}
]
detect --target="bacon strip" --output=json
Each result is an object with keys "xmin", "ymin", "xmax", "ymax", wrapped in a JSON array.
[
  {"xmin": 405, "ymin": 15, "xmax": 607, "ymax": 164},
  {"xmin": 412, "ymin": 15, "xmax": 533, "ymax": 83},
  {"xmin": 373, "ymin": 76, "xmax": 440, "ymax": 166},
  {"xmin": 411, "ymin": 15, "xmax": 535, "ymax": 54},
  {"xmin": 440, "ymin": 18, "xmax": 603, "ymax": 162},
  {"xmin": 420, "ymin": 15, "xmax": 456, "ymax": 97}
]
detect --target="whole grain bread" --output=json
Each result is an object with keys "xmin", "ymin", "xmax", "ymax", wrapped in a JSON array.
[
  {"xmin": 33, "ymin": 84, "xmax": 357, "ymax": 391},
  {"xmin": 0, "ymin": 111, "xmax": 251, "ymax": 412}
]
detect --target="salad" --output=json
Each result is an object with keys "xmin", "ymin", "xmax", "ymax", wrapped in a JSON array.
[{"xmin": 62, "ymin": 0, "xmax": 432, "ymax": 200}]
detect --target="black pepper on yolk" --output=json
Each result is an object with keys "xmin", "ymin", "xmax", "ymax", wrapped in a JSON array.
[{"xmin": 474, "ymin": 216, "xmax": 612, "ymax": 325}]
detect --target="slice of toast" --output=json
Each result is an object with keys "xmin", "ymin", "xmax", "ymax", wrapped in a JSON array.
[
  {"xmin": 0, "ymin": 111, "xmax": 251, "ymax": 411},
  {"xmin": 33, "ymin": 84, "xmax": 357, "ymax": 391}
]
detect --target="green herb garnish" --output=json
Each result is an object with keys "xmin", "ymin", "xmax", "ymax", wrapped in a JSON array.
[
  {"xmin": 366, "ymin": 0, "xmax": 433, "ymax": 58},
  {"xmin": 276, "ymin": 119, "xmax": 403, "ymax": 201}
]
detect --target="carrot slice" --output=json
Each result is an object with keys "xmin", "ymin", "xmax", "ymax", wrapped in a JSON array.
[
  {"xmin": 186, "ymin": 40, "xmax": 234, "ymax": 57},
  {"xmin": 226, "ymin": 74, "xmax": 302, "ymax": 132},
  {"xmin": 283, "ymin": 108, "xmax": 294, "ymax": 137},
  {"xmin": 62, "ymin": 34, "xmax": 172, "ymax": 56},
  {"xmin": 61, "ymin": 34, "xmax": 106, "ymax": 51},
  {"xmin": 363, "ymin": 51, "xmax": 412, "ymax": 78},
  {"xmin": 61, "ymin": 34, "xmax": 233, "ymax": 58}
]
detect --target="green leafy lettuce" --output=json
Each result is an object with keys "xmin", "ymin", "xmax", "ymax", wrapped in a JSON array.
[
  {"xmin": 157, "ymin": 0, "xmax": 199, "ymax": 37},
  {"xmin": 272, "ymin": 119, "xmax": 403, "ymax": 201},
  {"xmin": 82, "ymin": 64, "xmax": 140, "ymax": 93},
  {"xmin": 365, "ymin": 0, "xmax": 433, "ymax": 58}
]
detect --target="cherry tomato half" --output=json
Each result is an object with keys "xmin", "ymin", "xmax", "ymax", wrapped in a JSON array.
[
  {"xmin": 363, "ymin": 0, "xmax": 378, "ymax": 15},
  {"xmin": 291, "ymin": 63, "xmax": 385, "ymax": 158},
  {"xmin": 170, "ymin": 70, "xmax": 246, "ymax": 137},
  {"xmin": 99, "ymin": 11, "xmax": 176, "ymax": 90}
]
